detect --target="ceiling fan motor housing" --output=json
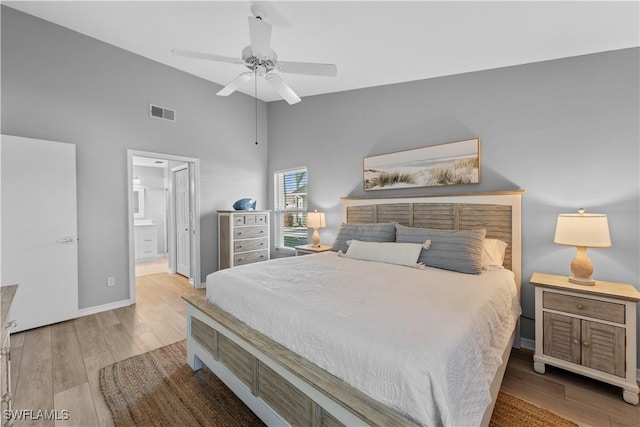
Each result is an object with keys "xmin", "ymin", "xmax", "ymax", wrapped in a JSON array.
[{"xmin": 242, "ymin": 46, "xmax": 276, "ymax": 72}]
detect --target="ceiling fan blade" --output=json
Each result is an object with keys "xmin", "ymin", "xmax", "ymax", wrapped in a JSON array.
[
  {"xmin": 251, "ymin": 2, "xmax": 290, "ymax": 28},
  {"xmin": 265, "ymin": 74, "xmax": 301, "ymax": 105},
  {"xmin": 277, "ymin": 61, "xmax": 337, "ymax": 77},
  {"xmin": 248, "ymin": 16, "xmax": 272, "ymax": 57},
  {"xmin": 217, "ymin": 72, "xmax": 254, "ymax": 96},
  {"xmin": 171, "ymin": 49, "xmax": 243, "ymax": 65}
]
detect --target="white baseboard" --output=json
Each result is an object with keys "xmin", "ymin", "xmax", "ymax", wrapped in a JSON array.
[
  {"xmin": 520, "ymin": 337, "xmax": 535, "ymax": 351},
  {"xmin": 77, "ymin": 299, "xmax": 131, "ymax": 317},
  {"xmin": 519, "ymin": 336, "xmax": 640, "ymax": 381}
]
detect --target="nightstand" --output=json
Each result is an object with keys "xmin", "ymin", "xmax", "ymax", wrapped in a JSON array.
[
  {"xmin": 530, "ymin": 272, "xmax": 640, "ymax": 405},
  {"xmin": 294, "ymin": 244, "xmax": 332, "ymax": 256}
]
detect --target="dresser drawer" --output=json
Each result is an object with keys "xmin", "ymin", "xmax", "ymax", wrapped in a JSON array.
[
  {"xmin": 234, "ymin": 226, "xmax": 267, "ymax": 240},
  {"xmin": 543, "ymin": 292, "xmax": 625, "ymax": 323},
  {"xmin": 234, "ymin": 238, "xmax": 268, "ymax": 253},
  {"xmin": 233, "ymin": 214, "xmax": 268, "ymax": 225},
  {"xmin": 234, "ymin": 250, "xmax": 268, "ymax": 266}
]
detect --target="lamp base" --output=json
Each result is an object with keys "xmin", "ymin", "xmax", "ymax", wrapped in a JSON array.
[
  {"xmin": 311, "ymin": 228, "xmax": 320, "ymax": 248},
  {"xmin": 568, "ymin": 276, "xmax": 596, "ymax": 286},
  {"xmin": 569, "ymin": 246, "xmax": 595, "ymax": 286}
]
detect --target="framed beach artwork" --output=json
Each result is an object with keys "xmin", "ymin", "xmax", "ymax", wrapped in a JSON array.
[{"xmin": 363, "ymin": 138, "xmax": 481, "ymax": 191}]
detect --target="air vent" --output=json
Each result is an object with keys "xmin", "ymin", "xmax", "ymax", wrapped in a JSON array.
[{"xmin": 149, "ymin": 104, "xmax": 176, "ymax": 122}]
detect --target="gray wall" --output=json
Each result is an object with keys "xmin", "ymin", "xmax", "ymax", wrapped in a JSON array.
[
  {"xmin": 1, "ymin": 6, "xmax": 269, "ymax": 308},
  {"xmin": 267, "ymin": 48, "xmax": 640, "ymax": 362}
]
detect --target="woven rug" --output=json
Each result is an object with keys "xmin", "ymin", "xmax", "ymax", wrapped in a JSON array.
[{"xmin": 100, "ymin": 340, "xmax": 577, "ymax": 427}]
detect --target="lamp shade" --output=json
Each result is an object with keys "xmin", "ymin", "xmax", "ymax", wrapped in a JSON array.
[
  {"xmin": 307, "ymin": 211, "xmax": 326, "ymax": 229},
  {"xmin": 554, "ymin": 211, "xmax": 611, "ymax": 248}
]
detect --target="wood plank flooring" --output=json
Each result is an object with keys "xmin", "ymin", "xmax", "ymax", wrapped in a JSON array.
[{"xmin": 9, "ymin": 273, "xmax": 639, "ymax": 426}]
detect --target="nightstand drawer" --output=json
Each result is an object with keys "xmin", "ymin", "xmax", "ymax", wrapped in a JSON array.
[
  {"xmin": 234, "ymin": 238, "xmax": 268, "ymax": 253},
  {"xmin": 234, "ymin": 226, "xmax": 267, "ymax": 240},
  {"xmin": 543, "ymin": 292, "xmax": 625, "ymax": 323},
  {"xmin": 234, "ymin": 250, "xmax": 268, "ymax": 266}
]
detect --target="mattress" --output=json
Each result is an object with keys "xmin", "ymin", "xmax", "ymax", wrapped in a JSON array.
[{"xmin": 206, "ymin": 252, "xmax": 521, "ymax": 426}]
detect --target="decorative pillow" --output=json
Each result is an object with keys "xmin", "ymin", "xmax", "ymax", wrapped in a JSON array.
[
  {"xmin": 481, "ymin": 238, "xmax": 508, "ymax": 270},
  {"xmin": 395, "ymin": 224, "xmax": 486, "ymax": 274},
  {"xmin": 330, "ymin": 222, "xmax": 397, "ymax": 253},
  {"xmin": 342, "ymin": 240, "xmax": 427, "ymax": 268}
]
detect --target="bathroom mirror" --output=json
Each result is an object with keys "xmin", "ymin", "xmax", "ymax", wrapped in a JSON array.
[{"xmin": 133, "ymin": 185, "xmax": 145, "ymax": 218}]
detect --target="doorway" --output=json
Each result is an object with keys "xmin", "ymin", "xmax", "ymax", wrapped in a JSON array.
[{"xmin": 127, "ymin": 150, "xmax": 202, "ymax": 304}]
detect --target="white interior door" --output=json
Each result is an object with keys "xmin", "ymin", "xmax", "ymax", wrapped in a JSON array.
[
  {"xmin": 175, "ymin": 167, "xmax": 191, "ymax": 277},
  {"xmin": 1, "ymin": 135, "xmax": 79, "ymax": 332}
]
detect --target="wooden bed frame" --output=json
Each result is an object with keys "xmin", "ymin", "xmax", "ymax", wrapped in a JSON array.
[{"xmin": 183, "ymin": 190, "xmax": 523, "ymax": 426}]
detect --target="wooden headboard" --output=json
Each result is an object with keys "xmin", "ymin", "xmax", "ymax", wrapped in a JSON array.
[{"xmin": 341, "ymin": 190, "xmax": 523, "ymax": 288}]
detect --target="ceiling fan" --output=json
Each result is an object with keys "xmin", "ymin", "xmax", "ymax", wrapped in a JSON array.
[{"xmin": 171, "ymin": 5, "xmax": 337, "ymax": 105}]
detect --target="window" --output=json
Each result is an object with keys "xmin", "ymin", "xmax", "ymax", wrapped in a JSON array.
[{"xmin": 274, "ymin": 167, "xmax": 308, "ymax": 251}]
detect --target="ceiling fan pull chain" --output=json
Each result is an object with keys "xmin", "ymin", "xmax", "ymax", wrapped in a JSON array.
[{"xmin": 254, "ymin": 68, "xmax": 258, "ymax": 145}]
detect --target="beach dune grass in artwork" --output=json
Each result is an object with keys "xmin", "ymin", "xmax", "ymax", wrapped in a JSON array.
[{"xmin": 364, "ymin": 138, "xmax": 481, "ymax": 190}]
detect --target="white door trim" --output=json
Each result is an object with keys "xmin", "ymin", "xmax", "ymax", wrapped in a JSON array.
[{"xmin": 127, "ymin": 150, "xmax": 202, "ymax": 304}]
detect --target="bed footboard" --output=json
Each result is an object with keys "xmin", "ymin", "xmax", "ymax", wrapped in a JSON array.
[{"xmin": 183, "ymin": 293, "xmax": 419, "ymax": 427}]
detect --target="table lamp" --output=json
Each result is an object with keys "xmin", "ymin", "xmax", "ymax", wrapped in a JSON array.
[
  {"xmin": 553, "ymin": 208, "xmax": 611, "ymax": 285},
  {"xmin": 307, "ymin": 210, "xmax": 326, "ymax": 248}
]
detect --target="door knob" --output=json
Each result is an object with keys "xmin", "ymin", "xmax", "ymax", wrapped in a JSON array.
[{"xmin": 56, "ymin": 236, "xmax": 76, "ymax": 244}]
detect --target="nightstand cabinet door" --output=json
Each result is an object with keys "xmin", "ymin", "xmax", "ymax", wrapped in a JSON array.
[
  {"xmin": 581, "ymin": 320, "xmax": 625, "ymax": 377},
  {"xmin": 543, "ymin": 312, "xmax": 581, "ymax": 364}
]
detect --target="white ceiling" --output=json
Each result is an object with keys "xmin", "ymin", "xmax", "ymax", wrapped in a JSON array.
[{"xmin": 4, "ymin": 1, "xmax": 639, "ymax": 103}]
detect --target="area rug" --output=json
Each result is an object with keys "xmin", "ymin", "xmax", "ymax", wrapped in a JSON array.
[{"xmin": 100, "ymin": 340, "xmax": 577, "ymax": 427}]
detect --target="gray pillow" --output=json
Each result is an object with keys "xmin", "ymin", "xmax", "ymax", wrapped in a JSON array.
[
  {"xmin": 330, "ymin": 222, "xmax": 397, "ymax": 253},
  {"xmin": 395, "ymin": 224, "xmax": 486, "ymax": 274}
]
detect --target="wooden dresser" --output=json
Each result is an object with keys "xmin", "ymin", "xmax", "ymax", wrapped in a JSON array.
[
  {"xmin": 1, "ymin": 285, "xmax": 18, "ymax": 426},
  {"xmin": 218, "ymin": 211, "xmax": 270, "ymax": 270},
  {"xmin": 530, "ymin": 272, "xmax": 640, "ymax": 405}
]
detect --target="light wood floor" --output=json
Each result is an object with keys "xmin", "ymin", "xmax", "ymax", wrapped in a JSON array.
[
  {"xmin": 134, "ymin": 256, "xmax": 169, "ymax": 277},
  {"xmin": 9, "ymin": 273, "xmax": 639, "ymax": 427}
]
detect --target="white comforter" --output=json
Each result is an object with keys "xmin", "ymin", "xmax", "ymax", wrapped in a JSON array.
[{"xmin": 206, "ymin": 252, "xmax": 521, "ymax": 426}]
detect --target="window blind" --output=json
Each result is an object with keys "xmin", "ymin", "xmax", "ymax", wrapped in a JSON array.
[{"xmin": 273, "ymin": 167, "xmax": 308, "ymax": 249}]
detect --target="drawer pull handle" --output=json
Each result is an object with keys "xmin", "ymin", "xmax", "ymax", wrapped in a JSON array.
[
  {"xmin": 576, "ymin": 303, "xmax": 585, "ymax": 310},
  {"xmin": 260, "ymin": 230, "xmax": 264, "ymax": 234},
  {"xmin": 238, "ymin": 232, "xmax": 242, "ymax": 235},
  {"xmin": 583, "ymin": 341, "xmax": 589, "ymax": 347},
  {"xmin": 260, "ymin": 243, "xmax": 263, "ymax": 246}
]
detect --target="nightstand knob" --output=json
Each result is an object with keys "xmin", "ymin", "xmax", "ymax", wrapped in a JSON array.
[
  {"xmin": 573, "ymin": 339, "xmax": 579, "ymax": 345},
  {"xmin": 576, "ymin": 303, "xmax": 585, "ymax": 310},
  {"xmin": 583, "ymin": 341, "xmax": 590, "ymax": 347}
]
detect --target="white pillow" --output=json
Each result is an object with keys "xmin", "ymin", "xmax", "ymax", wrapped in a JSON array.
[
  {"xmin": 481, "ymin": 238, "xmax": 508, "ymax": 270},
  {"xmin": 343, "ymin": 239, "xmax": 426, "ymax": 268}
]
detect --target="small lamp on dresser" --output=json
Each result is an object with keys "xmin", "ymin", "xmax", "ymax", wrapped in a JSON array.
[
  {"xmin": 553, "ymin": 208, "xmax": 611, "ymax": 285},
  {"xmin": 307, "ymin": 210, "xmax": 326, "ymax": 248}
]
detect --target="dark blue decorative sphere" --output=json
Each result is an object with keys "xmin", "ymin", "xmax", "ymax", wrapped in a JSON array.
[{"xmin": 232, "ymin": 198, "xmax": 256, "ymax": 211}]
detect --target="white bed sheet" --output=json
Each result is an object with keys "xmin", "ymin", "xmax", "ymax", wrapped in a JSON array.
[{"xmin": 206, "ymin": 252, "xmax": 521, "ymax": 426}]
